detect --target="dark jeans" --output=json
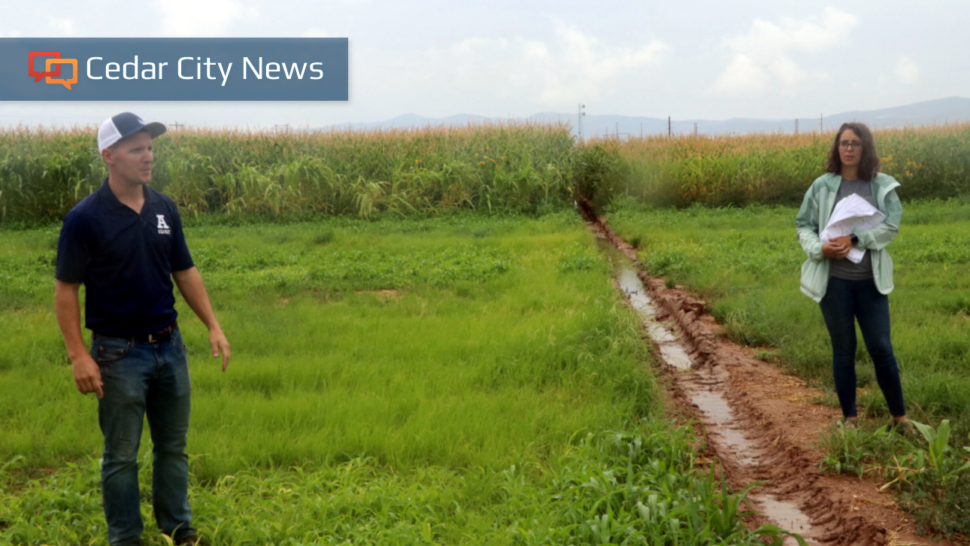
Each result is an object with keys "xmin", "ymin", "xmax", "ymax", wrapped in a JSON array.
[
  {"xmin": 91, "ymin": 328, "xmax": 194, "ymax": 546},
  {"xmin": 819, "ymin": 276, "xmax": 906, "ymax": 418}
]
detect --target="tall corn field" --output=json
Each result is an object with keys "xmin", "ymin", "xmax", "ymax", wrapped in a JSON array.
[
  {"xmin": 4, "ymin": 120, "xmax": 970, "ymax": 225},
  {"xmin": 0, "ymin": 123, "xmax": 578, "ymax": 225},
  {"xmin": 593, "ymin": 122, "xmax": 970, "ymax": 207}
]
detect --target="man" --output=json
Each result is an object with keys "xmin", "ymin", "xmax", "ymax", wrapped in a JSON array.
[{"xmin": 54, "ymin": 112, "xmax": 230, "ymax": 546}]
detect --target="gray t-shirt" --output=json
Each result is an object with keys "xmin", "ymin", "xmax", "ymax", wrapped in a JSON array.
[{"xmin": 829, "ymin": 177, "xmax": 874, "ymax": 280}]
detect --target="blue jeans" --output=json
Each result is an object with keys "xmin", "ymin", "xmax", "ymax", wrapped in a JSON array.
[
  {"xmin": 819, "ymin": 276, "xmax": 906, "ymax": 419},
  {"xmin": 91, "ymin": 328, "xmax": 195, "ymax": 546}
]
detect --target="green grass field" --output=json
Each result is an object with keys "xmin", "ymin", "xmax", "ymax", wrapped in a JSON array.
[
  {"xmin": 12, "ymin": 121, "xmax": 970, "ymax": 543},
  {"xmin": 607, "ymin": 196, "xmax": 970, "ymax": 429},
  {"xmin": 0, "ymin": 212, "xmax": 796, "ymax": 545},
  {"xmin": 606, "ymin": 196, "xmax": 970, "ymax": 537}
]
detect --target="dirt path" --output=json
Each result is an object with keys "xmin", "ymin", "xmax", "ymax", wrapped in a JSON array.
[{"xmin": 584, "ymin": 207, "xmax": 947, "ymax": 546}]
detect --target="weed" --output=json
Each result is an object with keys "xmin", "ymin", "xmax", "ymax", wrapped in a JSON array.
[
  {"xmin": 754, "ymin": 349, "xmax": 778, "ymax": 362},
  {"xmin": 817, "ymin": 422, "xmax": 892, "ymax": 477},
  {"xmin": 889, "ymin": 420, "xmax": 970, "ymax": 492},
  {"xmin": 311, "ymin": 228, "xmax": 335, "ymax": 245},
  {"xmin": 814, "ymin": 419, "xmax": 970, "ymax": 537}
]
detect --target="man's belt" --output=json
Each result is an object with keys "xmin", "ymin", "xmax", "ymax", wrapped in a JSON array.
[{"xmin": 96, "ymin": 320, "xmax": 178, "ymax": 343}]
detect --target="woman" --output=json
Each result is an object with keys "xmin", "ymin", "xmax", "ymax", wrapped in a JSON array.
[{"xmin": 795, "ymin": 122, "xmax": 909, "ymax": 430}]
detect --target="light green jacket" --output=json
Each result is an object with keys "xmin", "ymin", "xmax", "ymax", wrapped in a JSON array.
[{"xmin": 796, "ymin": 172, "xmax": 902, "ymax": 302}]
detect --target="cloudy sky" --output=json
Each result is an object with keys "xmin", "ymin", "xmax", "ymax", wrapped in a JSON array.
[{"xmin": 1, "ymin": 0, "xmax": 967, "ymax": 128}]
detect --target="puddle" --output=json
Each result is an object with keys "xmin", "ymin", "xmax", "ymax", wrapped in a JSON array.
[
  {"xmin": 759, "ymin": 497, "xmax": 815, "ymax": 535},
  {"xmin": 659, "ymin": 345, "xmax": 692, "ymax": 371},
  {"xmin": 595, "ymin": 238, "xmax": 691, "ymax": 371},
  {"xmin": 688, "ymin": 390, "xmax": 759, "ymax": 466},
  {"xmin": 646, "ymin": 323, "xmax": 674, "ymax": 341},
  {"xmin": 756, "ymin": 496, "xmax": 820, "ymax": 545},
  {"xmin": 596, "ymin": 234, "xmax": 819, "ymax": 543}
]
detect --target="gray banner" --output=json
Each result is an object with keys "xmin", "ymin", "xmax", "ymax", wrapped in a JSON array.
[{"xmin": 0, "ymin": 38, "xmax": 348, "ymax": 101}]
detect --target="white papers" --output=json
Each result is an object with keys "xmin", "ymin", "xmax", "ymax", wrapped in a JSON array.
[{"xmin": 820, "ymin": 194, "xmax": 885, "ymax": 264}]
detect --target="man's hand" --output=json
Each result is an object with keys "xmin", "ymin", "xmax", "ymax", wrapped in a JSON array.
[
  {"xmin": 209, "ymin": 328, "xmax": 230, "ymax": 372},
  {"xmin": 72, "ymin": 354, "xmax": 104, "ymax": 398},
  {"xmin": 822, "ymin": 240, "xmax": 850, "ymax": 260},
  {"xmin": 56, "ymin": 280, "xmax": 102, "ymax": 398},
  {"xmin": 173, "ymin": 267, "xmax": 230, "ymax": 372}
]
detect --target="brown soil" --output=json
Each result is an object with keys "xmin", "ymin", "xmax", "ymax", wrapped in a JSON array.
[{"xmin": 583, "ymin": 205, "xmax": 949, "ymax": 546}]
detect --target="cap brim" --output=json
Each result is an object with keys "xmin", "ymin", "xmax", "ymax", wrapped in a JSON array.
[{"xmin": 144, "ymin": 122, "xmax": 166, "ymax": 139}]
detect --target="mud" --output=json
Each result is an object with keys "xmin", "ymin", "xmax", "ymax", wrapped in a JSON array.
[{"xmin": 585, "ymin": 204, "xmax": 947, "ymax": 546}]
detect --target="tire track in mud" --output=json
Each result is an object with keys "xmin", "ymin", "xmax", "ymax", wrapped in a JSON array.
[{"xmin": 581, "ymin": 202, "xmax": 946, "ymax": 546}]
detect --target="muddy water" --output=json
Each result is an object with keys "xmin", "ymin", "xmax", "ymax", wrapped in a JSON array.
[
  {"xmin": 595, "ymin": 236, "xmax": 819, "ymax": 545},
  {"xmin": 596, "ymin": 239, "xmax": 691, "ymax": 370},
  {"xmin": 689, "ymin": 390, "xmax": 760, "ymax": 467}
]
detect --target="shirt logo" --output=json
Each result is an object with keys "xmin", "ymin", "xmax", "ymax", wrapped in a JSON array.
[{"xmin": 157, "ymin": 214, "xmax": 171, "ymax": 235}]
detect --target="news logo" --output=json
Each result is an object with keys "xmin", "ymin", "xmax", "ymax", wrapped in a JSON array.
[
  {"xmin": 28, "ymin": 51, "xmax": 78, "ymax": 89},
  {"xmin": 3, "ymin": 38, "xmax": 349, "ymax": 101}
]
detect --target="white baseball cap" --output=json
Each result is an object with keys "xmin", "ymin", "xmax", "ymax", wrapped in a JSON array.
[{"xmin": 98, "ymin": 112, "xmax": 166, "ymax": 154}]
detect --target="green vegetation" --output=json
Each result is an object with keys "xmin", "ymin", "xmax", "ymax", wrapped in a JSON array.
[
  {"xmin": 816, "ymin": 420, "xmax": 970, "ymax": 538},
  {"xmin": 589, "ymin": 122, "xmax": 970, "ymax": 208},
  {"xmin": 5, "ymin": 121, "xmax": 968, "ymax": 227},
  {"xmin": 1, "ymin": 428, "xmax": 803, "ymax": 546},
  {"xmin": 1, "ymin": 213, "xmax": 651, "ymax": 476},
  {"xmin": 606, "ymin": 197, "xmax": 970, "ymax": 537},
  {"xmin": 607, "ymin": 197, "xmax": 970, "ymax": 429},
  {"xmin": 0, "ymin": 124, "xmax": 582, "ymax": 225},
  {"xmin": 0, "ymin": 212, "xmax": 798, "ymax": 545},
  {"xmin": 7, "ymin": 120, "xmax": 968, "ymax": 542}
]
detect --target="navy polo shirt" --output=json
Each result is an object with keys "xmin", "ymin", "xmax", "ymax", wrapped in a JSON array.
[{"xmin": 56, "ymin": 178, "xmax": 194, "ymax": 336}]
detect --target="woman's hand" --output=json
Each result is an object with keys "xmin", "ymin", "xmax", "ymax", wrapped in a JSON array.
[
  {"xmin": 832, "ymin": 235, "xmax": 853, "ymax": 247},
  {"xmin": 822, "ymin": 240, "xmax": 850, "ymax": 260}
]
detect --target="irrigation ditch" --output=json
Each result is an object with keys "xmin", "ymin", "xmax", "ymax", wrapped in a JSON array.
[{"xmin": 578, "ymin": 199, "xmax": 948, "ymax": 546}]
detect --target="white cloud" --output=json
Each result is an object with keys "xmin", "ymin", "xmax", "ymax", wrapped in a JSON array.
[
  {"xmin": 712, "ymin": 55, "xmax": 768, "ymax": 95},
  {"xmin": 49, "ymin": 18, "xmax": 76, "ymax": 36},
  {"xmin": 0, "ymin": 30, "xmax": 22, "ymax": 37},
  {"xmin": 155, "ymin": 0, "xmax": 258, "ymax": 37},
  {"xmin": 712, "ymin": 7, "xmax": 858, "ymax": 96},
  {"xmin": 395, "ymin": 18, "xmax": 668, "ymax": 108},
  {"xmin": 896, "ymin": 56, "xmax": 919, "ymax": 85}
]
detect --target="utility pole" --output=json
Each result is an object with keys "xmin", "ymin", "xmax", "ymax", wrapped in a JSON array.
[
  {"xmin": 794, "ymin": 119, "xmax": 798, "ymax": 134},
  {"xmin": 171, "ymin": 121, "xmax": 184, "ymax": 130},
  {"xmin": 694, "ymin": 122, "xmax": 698, "ymax": 137},
  {"xmin": 640, "ymin": 122, "xmax": 643, "ymax": 138},
  {"xmin": 668, "ymin": 116, "xmax": 671, "ymax": 137},
  {"xmin": 577, "ymin": 103, "xmax": 586, "ymax": 142},
  {"xmin": 615, "ymin": 122, "xmax": 619, "ymax": 140}
]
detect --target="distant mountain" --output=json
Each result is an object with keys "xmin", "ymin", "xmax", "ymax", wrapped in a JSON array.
[
  {"xmin": 326, "ymin": 113, "xmax": 493, "ymax": 131},
  {"xmin": 319, "ymin": 97, "xmax": 970, "ymax": 138},
  {"xmin": 823, "ymin": 97, "xmax": 970, "ymax": 129}
]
